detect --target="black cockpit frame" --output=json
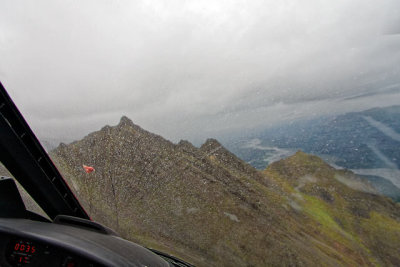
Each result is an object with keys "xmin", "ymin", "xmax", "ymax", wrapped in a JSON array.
[{"xmin": 0, "ymin": 81, "xmax": 89, "ymax": 220}]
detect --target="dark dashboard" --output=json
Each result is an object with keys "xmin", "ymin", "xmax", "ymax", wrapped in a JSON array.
[{"xmin": 0, "ymin": 217, "xmax": 169, "ymax": 267}]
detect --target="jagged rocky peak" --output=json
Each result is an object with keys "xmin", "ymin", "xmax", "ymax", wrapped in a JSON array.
[
  {"xmin": 54, "ymin": 142, "xmax": 68, "ymax": 152},
  {"xmin": 117, "ymin": 115, "xmax": 143, "ymax": 132},
  {"xmin": 100, "ymin": 125, "xmax": 112, "ymax": 131},
  {"xmin": 177, "ymin": 140, "xmax": 199, "ymax": 154},
  {"xmin": 200, "ymin": 138, "xmax": 234, "ymax": 158},
  {"xmin": 119, "ymin": 115, "xmax": 134, "ymax": 127},
  {"xmin": 200, "ymin": 138, "xmax": 263, "ymax": 178},
  {"xmin": 59, "ymin": 142, "xmax": 67, "ymax": 148},
  {"xmin": 200, "ymin": 138, "xmax": 223, "ymax": 152}
]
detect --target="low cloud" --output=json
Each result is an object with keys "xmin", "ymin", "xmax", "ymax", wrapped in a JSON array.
[{"xmin": 1, "ymin": 0, "xmax": 400, "ymax": 143}]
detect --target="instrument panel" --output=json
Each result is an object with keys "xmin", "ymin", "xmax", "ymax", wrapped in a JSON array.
[
  {"xmin": 0, "ymin": 218, "xmax": 170, "ymax": 267},
  {"xmin": 2, "ymin": 233, "xmax": 104, "ymax": 267},
  {"xmin": 7, "ymin": 239, "xmax": 38, "ymax": 266}
]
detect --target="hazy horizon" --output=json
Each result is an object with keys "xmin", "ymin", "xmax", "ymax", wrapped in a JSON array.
[{"xmin": 1, "ymin": 0, "xmax": 400, "ymax": 144}]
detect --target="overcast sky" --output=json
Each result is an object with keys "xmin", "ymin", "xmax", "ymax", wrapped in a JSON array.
[{"xmin": 1, "ymin": 0, "xmax": 400, "ymax": 144}]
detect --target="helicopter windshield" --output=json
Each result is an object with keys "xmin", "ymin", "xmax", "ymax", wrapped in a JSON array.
[{"xmin": 1, "ymin": 1, "xmax": 400, "ymax": 266}]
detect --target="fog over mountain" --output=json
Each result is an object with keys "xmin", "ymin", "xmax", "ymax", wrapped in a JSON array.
[{"xmin": 1, "ymin": 0, "xmax": 400, "ymax": 143}]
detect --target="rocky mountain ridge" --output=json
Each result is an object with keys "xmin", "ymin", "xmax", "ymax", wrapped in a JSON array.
[{"xmin": 44, "ymin": 116, "xmax": 400, "ymax": 266}]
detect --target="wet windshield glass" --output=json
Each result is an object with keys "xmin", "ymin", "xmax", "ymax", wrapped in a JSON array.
[{"xmin": 1, "ymin": 1, "xmax": 400, "ymax": 266}]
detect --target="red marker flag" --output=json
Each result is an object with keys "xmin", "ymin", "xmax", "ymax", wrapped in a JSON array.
[{"xmin": 83, "ymin": 164, "xmax": 95, "ymax": 174}]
